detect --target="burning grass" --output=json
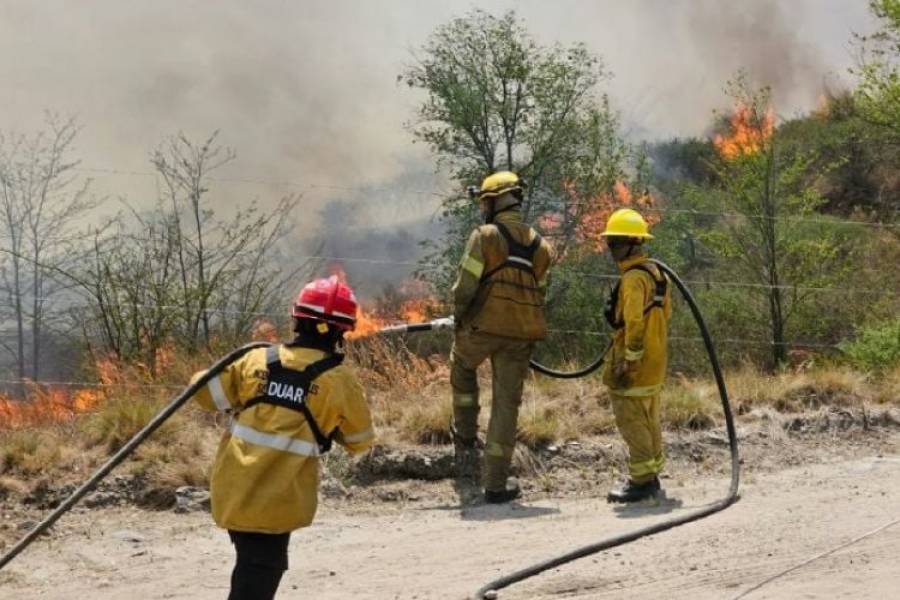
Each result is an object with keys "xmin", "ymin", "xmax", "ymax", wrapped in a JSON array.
[{"xmin": 0, "ymin": 332, "xmax": 898, "ymax": 506}]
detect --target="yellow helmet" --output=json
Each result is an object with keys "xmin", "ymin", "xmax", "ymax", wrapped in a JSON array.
[
  {"xmin": 600, "ymin": 208, "xmax": 654, "ymax": 239},
  {"xmin": 476, "ymin": 171, "xmax": 524, "ymax": 200}
]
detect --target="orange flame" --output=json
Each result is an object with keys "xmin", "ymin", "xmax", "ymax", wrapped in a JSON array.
[
  {"xmin": 541, "ymin": 180, "xmax": 658, "ymax": 255},
  {"xmin": 251, "ymin": 319, "xmax": 280, "ymax": 342},
  {"xmin": 345, "ymin": 295, "xmax": 440, "ymax": 340},
  {"xmin": 0, "ymin": 385, "xmax": 106, "ymax": 430},
  {"xmin": 324, "ymin": 265, "xmax": 440, "ymax": 340},
  {"xmin": 345, "ymin": 307, "xmax": 389, "ymax": 340},
  {"xmin": 714, "ymin": 102, "xmax": 774, "ymax": 160}
]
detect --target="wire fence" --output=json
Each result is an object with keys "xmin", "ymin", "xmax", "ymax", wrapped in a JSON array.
[
  {"xmin": 1, "ymin": 163, "xmax": 897, "ymax": 391},
  {"xmin": 0, "ymin": 248, "xmax": 888, "ymax": 354},
  {"xmin": 0, "ymin": 378, "xmax": 183, "ymax": 390}
]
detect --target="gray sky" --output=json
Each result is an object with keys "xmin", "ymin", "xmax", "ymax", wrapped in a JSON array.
[{"xmin": 0, "ymin": 0, "xmax": 878, "ymax": 250}]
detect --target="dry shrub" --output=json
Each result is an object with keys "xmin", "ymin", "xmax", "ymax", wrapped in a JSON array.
[
  {"xmin": 518, "ymin": 407, "xmax": 559, "ymax": 449},
  {"xmin": 395, "ymin": 397, "xmax": 453, "ymax": 445},
  {"xmin": 874, "ymin": 365, "xmax": 900, "ymax": 404},
  {"xmin": 776, "ymin": 368, "xmax": 868, "ymax": 411},
  {"xmin": 79, "ymin": 390, "xmax": 181, "ymax": 452},
  {"xmin": 0, "ymin": 475, "xmax": 28, "ymax": 498},
  {"xmin": 724, "ymin": 365, "xmax": 870, "ymax": 413},
  {"xmin": 350, "ymin": 335, "xmax": 453, "ymax": 443},
  {"xmin": 0, "ymin": 427, "xmax": 77, "ymax": 475},
  {"xmin": 663, "ymin": 385, "xmax": 718, "ymax": 430},
  {"xmin": 134, "ymin": 436, "xmax": 212, "ymax": 490},
  {"xmin": 347, "ymin": 336, "xmax": 445, "ymax": 391},
  {"xmin": 518, "ymin": 377, "xmax": 614, "ymax": 447},
  {"xmin": 724, "ymin": 365, "xmax": 796, "ymax": 413}
]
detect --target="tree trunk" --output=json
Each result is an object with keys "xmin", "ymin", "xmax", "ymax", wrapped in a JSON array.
[{"xmin": 762, "ymin": 142, "xmax": 787, "ymax": 368}]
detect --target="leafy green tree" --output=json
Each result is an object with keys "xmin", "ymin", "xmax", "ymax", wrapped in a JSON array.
[
  {"xmin": 401, "ymin": 9, "xmax": 639, "ymax": 294},
  {"xmin": 856, "ymin": 0, "xmax": 900, "ymax": 138},
  {"xmin": 684, "ymin": 77, "xmax": 856, "ymax": 368}
]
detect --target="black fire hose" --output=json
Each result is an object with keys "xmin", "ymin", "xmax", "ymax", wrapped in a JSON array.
[
  {"xmin": 528, "ymin": 342, "xmax": 611, "ymax": 379},
  {"xmin": 0, "ymin": 342, "xmax": 271, "ymax": 572},
  {"xmin": 473, "ymin": 259, "xmax": 740, "ymax": 599}
]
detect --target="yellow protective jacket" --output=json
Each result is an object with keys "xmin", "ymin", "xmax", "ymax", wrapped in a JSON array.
[
  {"xmin": 192, "ymin": 344, "xmax": 374, "ymax": 534},
  {"xmin": 452, "ymin": 210, "xmax": 553, "ymax": 340},
  {"xmin": 602, "ymin": 256, "xmax": 673, "ymax": 396}
]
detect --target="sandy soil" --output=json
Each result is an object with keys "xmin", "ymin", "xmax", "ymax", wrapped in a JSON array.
[{"xmin": 2, "ymin": 434, "xmax": 900, "ymax": 600}]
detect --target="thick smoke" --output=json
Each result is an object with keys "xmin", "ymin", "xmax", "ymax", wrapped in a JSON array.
[{"xmin": 0, "ymin": 0, "xmax": 876, "ymax": 294}]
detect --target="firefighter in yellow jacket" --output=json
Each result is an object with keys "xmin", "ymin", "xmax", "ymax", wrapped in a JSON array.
[
  {"xmin": 600, "ymin": 208, "xmax": 672, "ymax": 503},
  {"xmin": 191, "ymin": 276, "xmax": 374, "ymax": 600},
  {"xmin": 451, "ymin": 171, "xmax": 553, "ymax": 503}
]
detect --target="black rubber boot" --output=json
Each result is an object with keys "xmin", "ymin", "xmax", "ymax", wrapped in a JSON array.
[
  {"xmin": 606, "ymin": 477, "xmax": 661, "ymax": 503},
  {"xmin": 484, "ymin": 480, "xmax": 521, "ymax": 504}
]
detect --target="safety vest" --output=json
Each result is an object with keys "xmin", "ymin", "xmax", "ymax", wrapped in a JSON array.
[
  {"xmin": 244, "ymin": 345, "xmax": 343, "ymax": 454},
  {"xmin": 604, "ymin": 263, "xmax": 668, "ymax": 330}
]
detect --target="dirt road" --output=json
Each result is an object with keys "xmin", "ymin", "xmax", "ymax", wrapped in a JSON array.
[{"xmin": 2, "ymin": 448, "xmax": 899, "ymax": 599}]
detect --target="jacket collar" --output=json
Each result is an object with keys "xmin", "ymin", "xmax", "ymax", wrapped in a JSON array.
[
  {"xmin": 493, "ymin": 208, "xmax": 523, "ymax": 226},
  {"xmin": 616, "ymin": 253, "xmax": 649, "ymax": 274}
]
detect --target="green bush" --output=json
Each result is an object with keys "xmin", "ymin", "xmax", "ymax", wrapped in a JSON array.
[{"xmin": 841, "ymin": 319, "xmax": 900, "ymax": 372}]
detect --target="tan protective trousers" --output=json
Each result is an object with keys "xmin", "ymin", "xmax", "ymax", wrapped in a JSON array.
[
  {"xmin": 610, "ymin": 393, "xmax": 665, "ymax": 484},
  {"xmin": 450, "ymin": 329, "xmax": 534, "ymax": 491}
]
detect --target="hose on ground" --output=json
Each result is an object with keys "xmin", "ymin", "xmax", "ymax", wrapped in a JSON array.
[
  {"xmin": 0, "ymin": 342, "xmax": 271, "ymax": 572},
  {"xmin": 473, "ymin": 259, "xmax": 741, "ymax": 599}
]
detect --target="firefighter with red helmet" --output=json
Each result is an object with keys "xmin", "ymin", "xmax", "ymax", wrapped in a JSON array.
[{"xmin": 191, "ymin": 275, "xmax": 374, "ymax": 600}]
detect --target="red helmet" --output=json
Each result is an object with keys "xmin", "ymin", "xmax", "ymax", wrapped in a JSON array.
[{"xmin": 291, "ymin": 275, "xmax": 358, "ymax": 331}]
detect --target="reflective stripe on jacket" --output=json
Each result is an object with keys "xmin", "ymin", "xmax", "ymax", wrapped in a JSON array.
[
  {"xmin": 192, "ymin": 345, "xmax": 374, "ymax": 533},
  {"xmin": 602, "ymin": 256, "xmax": 672, "ymax": 396},
  {"xmin": 452, "ymin": 210, "xmax": 553, "ymax": 340}
]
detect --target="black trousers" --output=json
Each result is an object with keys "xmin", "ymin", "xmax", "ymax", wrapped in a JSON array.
[{"xmin": 228, "ymin": 530, "xmax": 291, "ymax": 600}]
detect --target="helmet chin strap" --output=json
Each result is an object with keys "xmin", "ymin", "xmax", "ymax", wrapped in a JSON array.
[
  {"xmin": 611, "ymin": 238, "xmax": 642, "ymax": 261},
  {"xmin": 483, "ymin": 197, "xmax": 521, "ymax": 225},
  {"xmin": 484, "ymin": 197, "xmax": 495, "ymax": 224}
]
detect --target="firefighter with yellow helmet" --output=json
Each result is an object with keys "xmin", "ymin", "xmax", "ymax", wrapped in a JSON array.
[
  {"xmin": 191, "ymin": 276, "xmax": 374, "ymax": 600},
  {"xmin": 451, "ymin": 171, "xmax": 553, "ymax": 503},
  {"xmin": 600, "ymin": 208, "xmax": 672, "ymax": 503}
]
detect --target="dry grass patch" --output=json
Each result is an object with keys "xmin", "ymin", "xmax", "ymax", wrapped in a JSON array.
[
  {"xmin": 518, "ymin": 407, "xmax": 560, "ymax": 449},
  {"xmin": 395, "ymin": 397, "xmax": 453, "ymax": 445},
  {"xmin": 776, "ymin": 368, "xmax": 868, "ymax": 411},
  {"xmin": 349, "ymin": 336, "xmax": 446, "ymax": 391},
  {"xmin": 131, "ymin": 412, "xmax": 217, "ymax": 489},
  {"xmin": 873, "ymin": 365, "xmax": 900, "ymax": 404},
  {"xmin": 518, "ymin": 377, "xmax": 614, "ymax": 448},
  {"xmin": 79, "ymin": 392, "xmax": 181, "ymax": 453},
  {"xmin": 663, "ymin": 385, "xmax": 718, "ymax": 430},
  {"xmin": 725, "ymin": 365, "xmax": 871, "ymax": 414},
  {"xmin": 0, "ymin": 427, "xmax": 78, "ymax": 476}
]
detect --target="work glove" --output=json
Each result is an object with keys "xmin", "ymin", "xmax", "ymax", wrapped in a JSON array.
[{"xmin": 613, "ymin": 359, "xmax": 639, "ymax": 388}]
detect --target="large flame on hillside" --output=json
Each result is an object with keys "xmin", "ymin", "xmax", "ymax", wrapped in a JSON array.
[
  {"xmin": 327, "ymin": 265, "xmax": 441, "ymax": 340},
  {"xmin": 714, "ymin": 103, "xmax": 774, "ymax": 160}
]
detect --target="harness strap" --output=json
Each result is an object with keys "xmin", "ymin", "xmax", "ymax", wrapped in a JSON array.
[
  {"xmin": 243, "ymin": 345, "xmax": 344, "ymax": 454},
  {"xmin": 604, "ymin": 264, "xmax": 668, "ymax": 330},
  {"xmin": 480, "ymin": 222, "xmax": 542, "ymax": 281}
]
